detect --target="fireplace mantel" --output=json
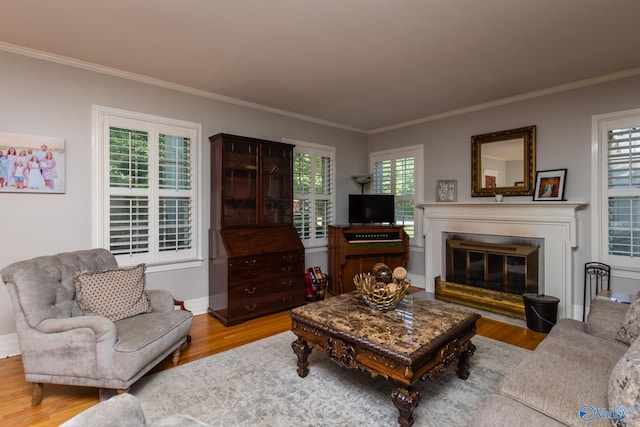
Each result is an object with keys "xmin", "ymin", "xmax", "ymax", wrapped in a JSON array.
[{"xmin": 418, "ymin": 202, "xmax": 588, "ymax": 319}]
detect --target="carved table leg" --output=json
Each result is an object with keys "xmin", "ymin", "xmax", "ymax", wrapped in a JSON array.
[
  {"xmin": 291, "ymin": 337, "xmax": 312, "ymax": 377},
  {"xmin": 391, "ymin": 386, "xmax": 422, "ymax": 427},
  {"xmin": 456, "ymin": 341, "xmax": 476, "ymax": 380}
]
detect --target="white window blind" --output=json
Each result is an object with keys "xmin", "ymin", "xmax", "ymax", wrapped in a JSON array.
[
  {"xmin": 291, "ymin": 141, "xmax": 335, "ymax": 248},
  {"xmin": 93, "ymin": 106, "xmax": 201, "ymax": 268},
  {"xmin": 592, "ymin": 108, "xmax": 640, "ymax": 275},
  {"xmin": 370, "ymin": 146, "xmax": 422, "ymax": 241},
  {"xmin": 607, "ymin": 126, "xmax": 640, "ymax": 258}
]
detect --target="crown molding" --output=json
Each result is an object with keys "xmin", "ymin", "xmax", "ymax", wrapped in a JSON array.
[
  {"xmin": 3, "ymin": 41, "xmax": 639, "ymax": 136},
  {"xmin": 0, "ymin": 42, "xmax": 367, "ymax": 134},
  {"xmin": 368, "ymin": 66, "xmax": 640, "ymax": 135}
]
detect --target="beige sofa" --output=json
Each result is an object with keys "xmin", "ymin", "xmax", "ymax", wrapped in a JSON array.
[{"xmin": 469, "ymin": 297, "xmax": 639, "ymax": 426}]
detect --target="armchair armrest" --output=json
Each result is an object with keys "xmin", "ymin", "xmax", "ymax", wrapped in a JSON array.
[
  {"xmin": 37, "ymin": 316, "xmax": 116, "ymax": 341},
  {"xmin": 147, "ymin": 289, "xmax": 175, "ymax": 313},
  {"xmin": 21, "ymin": 316, "xmax": 118, "ymax": 379}
]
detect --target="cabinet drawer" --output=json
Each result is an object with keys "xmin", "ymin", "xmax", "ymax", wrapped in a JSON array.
[
  {"xmin": 227, "ymin": 284, "xmax": 304, "ymax": 320},
  {"xmin": 228, "ymin": 257, "xmax": 303, "ymax": 282},
  {"xmin": 229, "ymin": 273, "xmax": 303, "ymax": 296},
  {"xmin": 228, "ymin": 281, "xmax": 272, "ymax": 299},
  {"xmin": 228, "ymin": 294, "xmax": 271, "ymax": 319},
  {"xmin": 268, "ymin": 251, "xmax": 304, "ymax": 266},
  {"xmin": 268, "ymin": 287, "xmax": 305, "ymax": 310},
  {"xmin": 269, "ymin": 273, "xmax": 304, "ymax": 291},
  {"xmin": 228, "ymin": 256, "xmax": 264, "ymax": 271},
  {"xmin": 228, "ymin": 251, "xmax": 303, "ymax": 269}
]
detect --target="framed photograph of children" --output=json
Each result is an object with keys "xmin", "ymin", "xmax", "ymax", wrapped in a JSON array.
[
  {"xmin": 0, "ymin": 131, "xmax": 66, "ymax": 193},
  {"xmin": 436, "ymin": 179, "xmax": 457, "ymax": 202},
  {"xmin": 533, "ymin": 169, "xmax": 567, "ymax": 201}
]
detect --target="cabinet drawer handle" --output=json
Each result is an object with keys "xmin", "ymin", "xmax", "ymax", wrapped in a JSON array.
[
  {"xmin": 281, "ymin": 266, "xmax": 292, "ymax": 273},
  {"xmin": 245, "ymin": 259, "xmax": 257, "ymax": 266},
  {"xmin": 282, "ymin": 255, "xmax": 293, "ymax": 261},
  {"xmin": 245, "ymin": 304, "xmax": 257, "ymax": 312},
  {"xmin": 282, "ymin": 281, "xmax": 293, "ymax": 288},
  {"xmin": 245, "ymin": 287, "xmax": 257, "ymax": 295}
]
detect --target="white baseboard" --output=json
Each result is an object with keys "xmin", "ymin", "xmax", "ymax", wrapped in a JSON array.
[
  {"xmin": 0, "ymin": 333, "xmax": 20, "ymax": 358},
  {"xmin": 408, "ymin": 273, "xmax": 426, "ymax": 289},
  {"xmin": 183, "ymin": 296, "xmax": 209, "ymax": 316},
  {"xmin": 0, "ymin": 296, "xmax": 211, "ymax": 358}
]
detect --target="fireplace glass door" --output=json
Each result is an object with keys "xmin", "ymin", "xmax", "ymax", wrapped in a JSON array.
[{"xmin": 446, "ymin": 239, "xmax": 538, "ymax": 296}]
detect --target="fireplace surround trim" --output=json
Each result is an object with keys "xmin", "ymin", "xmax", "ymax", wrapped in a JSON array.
[{"xmin": 418, "ymin": 202, "xmax": 588, "ymax": 320}]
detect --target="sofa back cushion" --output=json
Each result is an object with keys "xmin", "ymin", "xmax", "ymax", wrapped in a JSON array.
[
  {"xmin": 587, "ymin": 298, "xmax": 632, "ymax": 342},
  {"xmin": 1, "ymin": 249, "xmax": 118, "ymax": 328}
]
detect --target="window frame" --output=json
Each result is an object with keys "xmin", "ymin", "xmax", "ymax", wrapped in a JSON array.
[
  {"xmin": 92, "ymin": 105, "xmax": 203, "ymax": 271},
  {"xmin": 591, "ymin": 107, "xmax": 640, "ymax": 278},
  {"xmin": 286, "ymin": 138, "xmax": 335, "ymax": 249},
  {"xmin": 369, "ymin": 144, "xmax": 424, "ymax": 246}
]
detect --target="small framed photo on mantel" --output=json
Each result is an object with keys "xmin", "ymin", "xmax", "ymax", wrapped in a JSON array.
[
  {"xmin": 533, "ymin": 169, "xmax": 567, "ymax": 201},
  {"xmin": 436, "ymin": 179, "xmax": 457, "ymax": 202}
]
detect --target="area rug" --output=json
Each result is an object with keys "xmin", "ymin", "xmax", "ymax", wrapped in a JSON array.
[{"xmin": 130, "ymin": 331, "xmax": 530, "ymax": 426}]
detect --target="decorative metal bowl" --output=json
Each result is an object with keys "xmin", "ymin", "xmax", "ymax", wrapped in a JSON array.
[{"xmin": 353, "ymin": 273, "xmax": 410, "ymax": 311}]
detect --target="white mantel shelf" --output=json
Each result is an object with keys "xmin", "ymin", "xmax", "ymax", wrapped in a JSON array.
[{"xmin": 418, "ymin": 201, "xmax": 588, "ymax": 319}]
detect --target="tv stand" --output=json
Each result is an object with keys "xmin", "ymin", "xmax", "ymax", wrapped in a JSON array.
[{"xmin": 328, "ymin": 224, "xmax": 409, "ymax": 295}]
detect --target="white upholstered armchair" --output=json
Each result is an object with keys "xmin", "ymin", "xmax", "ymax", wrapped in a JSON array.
[{"xmin": 1, "ymin": 249, "xmax": 193, "ymax": 405}]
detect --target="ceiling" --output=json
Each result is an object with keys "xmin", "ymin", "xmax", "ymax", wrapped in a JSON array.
[{"xmin": 1, "ymin": 0, "xmax": 640, "ymax": 133}]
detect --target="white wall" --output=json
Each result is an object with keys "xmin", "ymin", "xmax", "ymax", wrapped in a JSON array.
[
  {"xmin": 0, "ymin": 50, "xmax": 367, "ymax": 338},
  {"xmin": 368, "ymin": 74, "xmax": 640, "ymax": 315},
  {"xmin": 2, "ymin": 48, "xmax": 639, "ymax": 343}
]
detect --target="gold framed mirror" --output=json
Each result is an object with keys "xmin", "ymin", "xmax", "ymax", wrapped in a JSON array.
[{"xmin": 471, "ymin": 125, "xmax": 536, "ymax": 197}]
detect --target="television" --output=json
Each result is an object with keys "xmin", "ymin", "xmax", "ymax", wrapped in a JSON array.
[{"xmin": 348, "ymin": 194, "xmax": 395, "ymax": 224}]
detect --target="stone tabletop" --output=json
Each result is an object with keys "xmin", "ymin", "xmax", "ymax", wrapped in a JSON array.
[{"xmin": 290, "ymin": 291, "xmax": 480, "ymax": 358}]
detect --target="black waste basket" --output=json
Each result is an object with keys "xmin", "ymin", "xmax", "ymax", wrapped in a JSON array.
[{"xmin": 522, "ymin": 293, "xmax": 560, "ymax": 333}]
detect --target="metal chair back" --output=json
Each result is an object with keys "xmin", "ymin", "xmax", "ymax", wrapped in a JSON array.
[{"xmin": 583, "ymin": 262, "xmax": 611, "ymax": 321}]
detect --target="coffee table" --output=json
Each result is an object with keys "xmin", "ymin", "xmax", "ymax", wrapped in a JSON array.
[{"xmin": 289, "ymin": 291, "xmax": 481, "ymax": 427}]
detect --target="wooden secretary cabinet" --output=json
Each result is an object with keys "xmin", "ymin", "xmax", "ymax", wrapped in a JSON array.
[{"xmin": 208, "ymin": 133, "xmax": 305, "ymax": 326}]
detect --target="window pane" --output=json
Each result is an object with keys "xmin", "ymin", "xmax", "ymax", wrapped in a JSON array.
[
  {"xmin": 293, "ymin": 153, "xmax": 310, "ymax": 195},
  {"xmin": 373, "ymin": 160, "xmax": 392, "ymax": 194},
  {"xmin": 608, "ymin": 127, "xmax": 640, "ymax": 189},
  {"xmin": 293, "ymin": 146, "xmax": 334, "ymax": 244},
  {"xmin": 294, "ymin": 198, "xmax": 311, "ymax": 239},
  {"xmin": 372, "ymin": 155, "xmax": 416, "ymax": 238},
  {"xmin": 109, "ymin": 196, "xmax": 149, "ymax": 255},
  {"xmin": 159, "ymin": 197, "xmax": 192, "ymax": 251},
  {"xmin": 109, "ymin": 127, "xmax": 149, "ymax": 188},
  {"xmin": 159, "ymin": 134, "xmax": 192, "ymax": 190},
  {"xmin": 395, "ymin": 157, "xmax": 415, "ymax": 196},
  {"xmin": 315, "ymin": 155, "xmax": 332, "ymax": 195},
  {"xmin": 608, "ymin": 196, "xmax": 640, "ymax": 257},
  {"xmin": 314, "ymin": 199, "xmax": 332, "ymax": 238},
  {"xmin": 395, "ymin": 199, "xmax": 415, "ymax": 238}
]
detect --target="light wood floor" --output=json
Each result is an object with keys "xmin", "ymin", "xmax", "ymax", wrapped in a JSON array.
[{"xmin": 0, "ymin": 305, "xmax": 546, "ymax": 426}]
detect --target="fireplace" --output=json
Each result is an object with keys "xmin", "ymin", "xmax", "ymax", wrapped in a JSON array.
[
  {"xmin": 420, "ymin": 202, "xmax": 587, "ymax": 320},
  {"xmin": 436, "ymin": 236, "xmax": 541, "ymax": 319}
]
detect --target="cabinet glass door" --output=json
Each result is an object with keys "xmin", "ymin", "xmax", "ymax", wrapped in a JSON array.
[
  {"xmin": 223, "ymin": 139, "xmax": 259, "ymax": 226},
  {"xmin": 262, "ymin": 143, "xmax": 293, "ymax": 225}
]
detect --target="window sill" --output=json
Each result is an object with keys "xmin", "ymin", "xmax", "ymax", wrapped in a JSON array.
[{"xmin": 118, "ymin": 258, "xmax": 204, "ymax": 273}]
